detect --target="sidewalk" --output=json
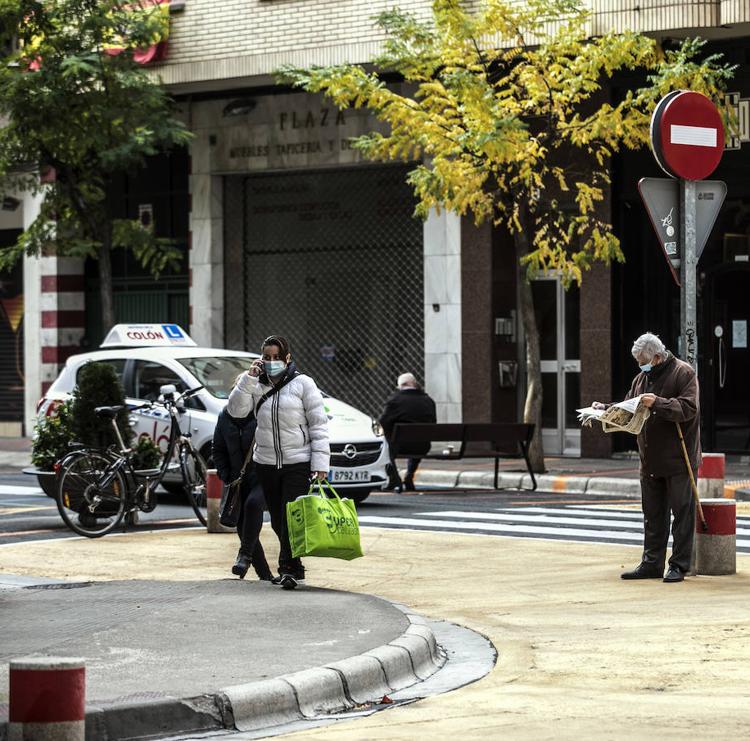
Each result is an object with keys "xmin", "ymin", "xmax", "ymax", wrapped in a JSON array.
[
  {"xmin": 4, "ymin": 436, "xmax": 749, "ymax": 497},
  {"xmin": 416, "ymin": 452, "xmax": 750, "ymax": 499},
  {"xmin": 2, "ymin": 525, "xmax": 750, "ymax": 738}
]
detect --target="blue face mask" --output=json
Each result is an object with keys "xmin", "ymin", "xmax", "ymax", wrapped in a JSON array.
[
  {"xmin": 264, "ymin": 360, "xmax": 287, "ymax": 377},
  {"xmin": 639, "ymin": 362, "xmax": 653, "ymax": 373}
]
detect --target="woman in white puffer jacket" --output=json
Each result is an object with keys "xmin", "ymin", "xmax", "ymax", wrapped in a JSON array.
[{"xmin": 227, "ymin": 335, "xmax": 329, "ymax": 590}]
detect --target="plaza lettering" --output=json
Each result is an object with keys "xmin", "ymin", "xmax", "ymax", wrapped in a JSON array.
[{"xmin": 279, "ymin": 109, "xmax": 346, "ymax": 130}]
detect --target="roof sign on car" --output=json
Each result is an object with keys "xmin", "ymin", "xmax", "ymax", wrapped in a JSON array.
[{"xmin": 100, "ymin": 324, "xmax": 197, "ymax": 348}]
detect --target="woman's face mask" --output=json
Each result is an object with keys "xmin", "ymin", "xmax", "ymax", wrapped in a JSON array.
[{"xmin": 264, "ymin": 360, "xmax": 287, "ymax": 377}]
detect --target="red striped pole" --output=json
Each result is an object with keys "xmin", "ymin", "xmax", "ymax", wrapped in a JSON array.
[
  {"xmin": 695, "ymin": 498, "xmax": 736, "ymax": 576},
  {"xmin": 206, "ymin": 469, "xmax": 233, "ymax": 533},
  {"xmin": 9, "ymin": 657, "xmax": 85, "ymax": 740},
  {"xmin": 697, "ymin": 453, "xmax": 725, "ymax": 499}
]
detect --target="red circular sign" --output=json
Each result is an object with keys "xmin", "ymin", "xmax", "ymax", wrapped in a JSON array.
[{"xmin": 650, "ymin": 91, "xmax": 724, "ymax": 180}]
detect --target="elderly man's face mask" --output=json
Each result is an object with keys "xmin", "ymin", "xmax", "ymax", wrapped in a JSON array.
[{"xmin": 635, "ymin": 352, "xmax": 658, "ymax": 373}]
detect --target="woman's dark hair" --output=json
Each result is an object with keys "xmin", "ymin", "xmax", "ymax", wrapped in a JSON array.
[{"xmin": 261, "ymin": 335, "xmax": 291, "ymax": 358}]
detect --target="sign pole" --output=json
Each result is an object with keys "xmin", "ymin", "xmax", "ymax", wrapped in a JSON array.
[{"xmin": 679, "ymin": 179, "xmax": 698, "ymax": 370}]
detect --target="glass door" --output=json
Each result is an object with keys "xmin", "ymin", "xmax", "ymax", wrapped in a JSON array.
[{"xmin": 531, "ymin": 277, "xmax": 581, "ymax": 456}]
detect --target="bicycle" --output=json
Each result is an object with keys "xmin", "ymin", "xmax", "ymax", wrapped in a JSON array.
[{"xmin": 55, "ymin": 384, "xmax": 208, "ymax": 537}]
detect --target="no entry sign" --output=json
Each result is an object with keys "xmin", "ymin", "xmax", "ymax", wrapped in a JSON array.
[{"xmin": 650, "ymin": 91, "xmax": 724, "ymax": 180}]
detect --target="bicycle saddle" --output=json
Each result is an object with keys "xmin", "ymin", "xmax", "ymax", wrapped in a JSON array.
[{"xmin": 94, "ymin": 405, "xmax": 125, "ymax": 419}]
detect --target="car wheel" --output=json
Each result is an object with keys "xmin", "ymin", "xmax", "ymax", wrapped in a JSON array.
[
  {"xmin": 160, "ymin": 481, "xmax": 185, "ymax": 496},
  {"xmin": 341, "ymin": 487, "xmax": 371, "ymax": 504},
  {"xmin": 199, "ymin": 443, "xmax": 214, "ymax": 470}
]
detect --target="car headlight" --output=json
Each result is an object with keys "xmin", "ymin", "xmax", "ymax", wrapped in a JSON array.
[{"xmin": 371, "ymin": 419, "xmax": 384, "ymax": 437}]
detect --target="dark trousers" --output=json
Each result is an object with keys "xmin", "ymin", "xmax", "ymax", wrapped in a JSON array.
[
  {"xmin": 256, "ymin": 462, "xmax": 311, "ymax": 576},
  {"xmin": 236, "ymin": 480, "xmax": 270, "ymax": 576},
  {"xmin": 387, "ymin": 449, "xmax": 422, "ymax": 486},
  {"xmin": 640, "ymin": 470, "xmax": 696, "ymax": 573}
]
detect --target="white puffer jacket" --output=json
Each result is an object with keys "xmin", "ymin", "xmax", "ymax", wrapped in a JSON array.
[{"xmin": 227, "ymin": 370, "xmax": 330, "ymax": 472}]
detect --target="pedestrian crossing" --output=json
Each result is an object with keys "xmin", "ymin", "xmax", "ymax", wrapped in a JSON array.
[{"xmin": 358, "ymin": 505, "xmax": 750, "ymax": 552}]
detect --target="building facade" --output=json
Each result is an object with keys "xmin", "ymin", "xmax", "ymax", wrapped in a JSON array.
[{"xmin": 9, "ymin": 0, "xmax": 750, "ymax": 458}]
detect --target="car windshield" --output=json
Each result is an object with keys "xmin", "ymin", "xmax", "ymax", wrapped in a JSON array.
[{"xmin": 177, "ymin": 356, "xmax": 253, "ymax": 399}]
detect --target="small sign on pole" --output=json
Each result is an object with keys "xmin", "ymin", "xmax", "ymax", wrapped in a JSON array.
[{"xmin": 638, "ymin": 178, "xmax": 727, "ymax": 287}]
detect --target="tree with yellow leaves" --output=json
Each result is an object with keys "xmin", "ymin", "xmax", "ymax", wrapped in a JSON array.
[{"xmin": 281, "ymin": 0, "xmax": 734, "ymax": 470}]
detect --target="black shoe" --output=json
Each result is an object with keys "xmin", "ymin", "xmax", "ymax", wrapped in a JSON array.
[
  {"xmin": 270, "ymin": 575, "xmax": 283, "ymax": 585},
  {"xmin": 280, "ymin": 573, "xmax": 298, "ymax": 590},
  {"xmin": 663, "ymin": 566, "xmax": 685, "ymax": 583},
  {"xmin": 403, "ymin": 479, "xmax": 416, "ymax": 492},
  {"xmin": 621, "ymin": 562, "xmax": 663, "ymax": 580},
  {"xmin": 254, "ymin": 563, "xmax": 274, "ymax": 581},
  {"xmin": 232, "ymin": 552, "xmax": 251, "ymax": 579}
]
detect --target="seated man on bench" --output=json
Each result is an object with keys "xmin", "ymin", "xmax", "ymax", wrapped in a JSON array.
[{"xmin": 379, "ymin": 373, "xmax": 437, "ymax": 491}]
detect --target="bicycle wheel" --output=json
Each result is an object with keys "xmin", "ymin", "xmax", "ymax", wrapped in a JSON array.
[
  {"xmin": 180, "ymin": 446, "xmax": 208, "ymax": 526},
  {"xmin": 56, "ymin": 451, "xmax": 127, "ymax": 537}
]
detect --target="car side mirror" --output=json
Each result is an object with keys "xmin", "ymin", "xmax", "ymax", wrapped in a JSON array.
[{"xmin": 160, "ymin": 384, "xmax": 177, "ymax": 399}]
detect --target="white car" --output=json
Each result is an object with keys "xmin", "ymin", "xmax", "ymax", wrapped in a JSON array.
[{"xmin": 35, "ymin": 324, "xmax": 388, "ymax": 502}]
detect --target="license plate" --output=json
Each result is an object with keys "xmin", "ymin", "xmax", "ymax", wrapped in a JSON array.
[{"xmin": 329, "ymin": 469, "xmax": 371, "ymax": 483}]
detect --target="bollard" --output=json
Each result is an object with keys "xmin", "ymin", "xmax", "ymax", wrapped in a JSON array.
[
  {"xmin": 206, "ymin": 469, "xmax": 235, "ymax": 533},
  {"xmin": 695, "ymin": 498, "xmax": 736, "ymax": 575},
  {"xmin": 9, "ymin": 657, "xmax": 85, "ymax": 741},
  {"xmin": 697, "ymin": 452, "xmax": 725, "ymax": 499}
]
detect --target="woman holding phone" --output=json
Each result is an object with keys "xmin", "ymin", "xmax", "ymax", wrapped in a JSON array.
[{"xmin": 227, "ymin": 335, "xmax": 330, "ymax": 590}]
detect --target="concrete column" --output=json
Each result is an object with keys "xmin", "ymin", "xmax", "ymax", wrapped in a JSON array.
[
  {"xmin": 22, "ymin": 192, "xmax": 43, "ymax": 436},
  {"xmin": 22, "ymin": 191, "xmax": 86, "ymax": 435},
  {"xmin": 580, "ymin": 261, "xmax": 612, "ymax": 457},
  {"xmin": 423, "ymin": 209, "xmax": 462, "ymax": 422},
  {"xmin": 461, "ymin": 219, "xmax": 494, "ymax": 423},
  {"xmin": 189, "ymin": 133, "xmax": 224, "ymax": 348}
]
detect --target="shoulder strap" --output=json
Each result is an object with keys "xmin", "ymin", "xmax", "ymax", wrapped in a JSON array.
[
  {"xmin": 255, "ymin": 370, "xmax": 299, "ymax": 414},
  {"xmin": 238, "ymin": 439, "xmax": 255, "ymax": 477}
]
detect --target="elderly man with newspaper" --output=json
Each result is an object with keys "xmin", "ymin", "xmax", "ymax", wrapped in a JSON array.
[{"xmin": 591, "ymin": 333, "xmax": 701, "ymax": 583}]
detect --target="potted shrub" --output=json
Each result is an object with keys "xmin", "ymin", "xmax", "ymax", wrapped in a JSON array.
[{"xmin": 30, "ymin": 361, "xmax": 161, "ymax": 496}]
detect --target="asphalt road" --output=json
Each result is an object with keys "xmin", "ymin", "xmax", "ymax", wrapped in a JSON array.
[{"xmin": 4, "ymin": 469, "xmax": 749, "ymax": 553}]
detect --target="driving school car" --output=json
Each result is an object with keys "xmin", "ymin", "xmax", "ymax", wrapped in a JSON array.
[{"xmin": 36, "ymin": 324, "xmax": 389, "ymax": 502}]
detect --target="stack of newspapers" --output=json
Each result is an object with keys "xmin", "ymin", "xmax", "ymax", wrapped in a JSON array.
[{"xmin": 576, "ymin": 395, "xmax": 650, "ymax": 435}]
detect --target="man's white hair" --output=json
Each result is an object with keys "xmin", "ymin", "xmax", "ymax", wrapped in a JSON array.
[
  {"xmin": 631, "ymin": 332, "xmax": 666, "ymax": 359},
  {"xmin": 397, "ymin": 372, "xmax": 419, "ymax": 389}
]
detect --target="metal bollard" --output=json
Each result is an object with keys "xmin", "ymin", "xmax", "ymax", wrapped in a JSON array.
[
  {"xmin": 206, "ymin": 469, "xmax": 235, "ymax": 533},
  {"xmin": 695, "ymin": 498, "xmax": 736, "ymax": 575},
  {"xmin": 697, "ymin": 453, "xmax": 725, "ymax": 499},
  {"xmin": 9, "ymin": 657, "xmax": 85, "ymax": 741}
]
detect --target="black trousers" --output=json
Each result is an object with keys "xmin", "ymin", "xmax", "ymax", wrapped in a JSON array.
[
  {"xmin": 387, "ymin": 450, "xmax": 422, "ymax": 485},
  {"xmin": 640, "ymin": 470, "xmax": 696, "ymax": 573},
  {"xmin": 236, "ymin": 480, "xmax": 270, "ymax": 576},
  {"xmin": 256, "ymin": 462, "xmax": 311, "ymax": 576}
]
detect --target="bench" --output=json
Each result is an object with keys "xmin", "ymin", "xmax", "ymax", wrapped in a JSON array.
[{"xmin": 390, "ymin": 422, "xmax": 537, "ymax": 491}]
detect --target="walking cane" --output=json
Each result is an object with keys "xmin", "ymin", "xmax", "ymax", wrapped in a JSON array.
[{"xmin": 676, "ymin": 422, "xmax": 708, "ymax": 533}]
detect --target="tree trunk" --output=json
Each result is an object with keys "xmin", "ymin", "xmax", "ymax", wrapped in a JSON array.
[
  {"xmin": 99, "ymin": 226, "xmax": 115, "ymax": 333},
  {"xmin": 514, "ymin": 203, "xmax": 546, "ymax": 474}
]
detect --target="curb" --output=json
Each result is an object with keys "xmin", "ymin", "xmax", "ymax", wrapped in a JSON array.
[
  {"xmin": 223, "ymin": 620, "xmax": 446, "ymax": 733},
  {"xmin": 416, "ymin": 470, "xmax": 643, "ymax": 498},
  {"xmin": 0, "ymin": 616, "xmax": 446, "ymax": 741}
]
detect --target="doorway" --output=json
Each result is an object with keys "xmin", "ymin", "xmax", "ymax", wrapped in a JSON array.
[
  {"xmin": 704, "ymin": 263, "xmax": 750, "ymax": 453},
  {"xmin": 531, "ymin": 277, "xmax": 581, "ymax": 455}
]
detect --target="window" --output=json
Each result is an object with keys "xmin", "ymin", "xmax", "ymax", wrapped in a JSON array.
[
  {"xmin": 133, "ymin": 360, "xmax": 186, "ymax": 401},
  {"xmin": 176, "ymin": 356, "xmax": 252, "ymax": 399}
]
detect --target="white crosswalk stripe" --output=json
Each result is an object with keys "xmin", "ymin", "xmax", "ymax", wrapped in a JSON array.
[
  {"xmin": 358, "ymin": 505, "xmax": 750, "ymax": 551},
  {"xmin": 0, "ymin": 485, "xmax": 44, "ymax": 496}
]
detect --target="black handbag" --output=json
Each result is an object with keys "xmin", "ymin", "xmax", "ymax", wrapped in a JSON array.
[
  {"xmin": 219, "ymin": 370, "xmax": 299, "ymax": 527},
  {"xmin": 219, "ymin": 444, "xmax": 253, "ymax": 528}
]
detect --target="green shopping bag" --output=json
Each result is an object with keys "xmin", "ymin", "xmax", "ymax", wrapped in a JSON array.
[{"xmin": 286, "ymin": 480, "xmax": 364, "ymax": 561}]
